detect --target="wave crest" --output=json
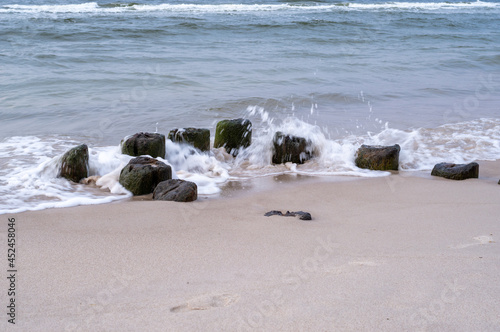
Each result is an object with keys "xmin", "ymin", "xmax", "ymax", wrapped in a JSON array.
[{"xmin": 1, "ymin": 2, "xmax": 498, "ymax": 14}]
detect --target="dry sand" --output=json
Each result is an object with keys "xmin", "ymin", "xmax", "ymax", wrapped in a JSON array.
[{"xmin": 1, "ymin": 162, "xmax": 499, "ymax": 331}]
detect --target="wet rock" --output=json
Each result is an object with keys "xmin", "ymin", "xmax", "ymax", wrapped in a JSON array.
[
  {"xmin": 153, "ymin": 179, "xmax": 197, "ymax": 202},
  {"xmin": 58, "ymin": 144, "xmax": 89, "ymax": 183},
  {"xmin": 119, "ymin": 157, "xmax": 172, "ymax": 195},
  {"xmin": 121, "ymin": 132, "xmax": 165, "ymax": 158},
  {"xmin": 264, "ymin": 210, "xmax": 312, "ymax": 221},
  {"xmin": 272, "ymin": 132, "xmax": 312, "ymax": 164},
  {"xmin": 213, "ymin": 118, "xmax": 252, "ymax": 156},
  {"xmin": 355, "ymin": 144, "xmax": 400, "ymax": 171},
  {"xmin": 431, "ymin": 162, "xmax": 479, "ymax": 180},
  {"xmin": 168, "ymin": 128, "xmax": 210, "ymax": 152}
]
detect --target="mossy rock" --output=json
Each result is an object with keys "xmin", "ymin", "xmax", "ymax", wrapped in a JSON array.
[
  {"xmin": 168, "ymin": 128, "xmax": 210, "ymax": 152},
  {"xmin": 58, "ymin": 144, "xmax": 89, "ymax": 183},
  {"xmin": 355, "ymin": 144, "xmax": 400, "ymax": 171},
  {"xmin": 431, "ymin": 162, "xmax": 479, "ymax": 180},
  {"xmin": 213, "ymin": 118, "xmax": 252, "ymax": 156},
  {"xmin": 119, "ymin": 157, "xmax": 172, "ymax": 195},
  {"xmin": 121, "ymin": 132, "xmax": 165, "ymax": 158},
  {"xmin": 272, "ymin": 132, "xmax": 312, "ymax": 164}
]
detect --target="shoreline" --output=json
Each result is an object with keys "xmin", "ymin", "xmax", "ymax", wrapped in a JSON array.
[
  {"xmin": 3, "ymin": 2, "xmax": 500, "ymax": 329},
  {"xmin": 2, "ymin": 160, "xmax": 499, "ymax": 330},
  {"xmin": 132, "ymin": 159, "xmax": 500, "ymax": 202}
]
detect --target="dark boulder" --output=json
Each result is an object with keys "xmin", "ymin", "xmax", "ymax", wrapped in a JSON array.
[
  {"xmin": 168, "ymin": 128, "xmax": 210, "ymax": 152},
  {"xmin": 213, "ymin": 118, "xmax": 252, "ymax": 156},
  {"xmin": 119, "ymin": 157, "xmax": 172, "ymax": 195},
  {"xmin": 272, "ymin": 132, "xmax": 312, "ymax": 164},
  {"xmin": 58, "ymin": 144, "xmax": 89, "ymax": 183},
  {"xmin": 121, "ymin": 132, "xmax": 165, "ymax": 158},
  {"xmin": 431, "ymin": 162, "xmax": 479, "ymax": 180},
  {"xmin": 355, "ymin": 144, "xmax": 400, "ymax": 171},
  {"xmin": 153, "ymin": 179, "xmax": 197, "ymax": 202}
]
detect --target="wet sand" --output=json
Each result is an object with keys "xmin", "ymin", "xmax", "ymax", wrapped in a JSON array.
[{"xmin": 1, "ymin": 162, "xmax": 499, "ymax": 331}]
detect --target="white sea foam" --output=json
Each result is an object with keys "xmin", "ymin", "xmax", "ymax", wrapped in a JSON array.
[
  {"xmin": 232, "ymin": 111, "xmax": 500, "ymax": 178},
  {"xmin": 230, "ymin": 106, "xmax": 387, "ymax": 177},
  {"xmin": 1, "ymin": 2, "xmax": 498, "ymax": 14},
  {"xmin": 133, "ymin": 3, "xmax": 291, "ymax": 13},
  {"xmin": 348, "ymin": 1, "xmax": 500, "ymax": 11},
  {"xmin": 1, "ymin": 2, "xmax": 103, "ymax": 13},
  {"xmin": 0, "ymin": 138, "xmax": 132, "ymax": 214},
  {"xmin": 162, "ymin": 140, "xmax": 230, "ymax": 195},
  {"xmin": 1, "ymin": 117, "xmax": 499, "ymax": 214}
]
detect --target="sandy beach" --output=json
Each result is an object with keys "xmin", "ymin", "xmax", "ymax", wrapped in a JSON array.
[
  {"xmin": 2, "ymin": 1, "xmax": 500, "ymax": 331},
  {"xmin": 1, "ymin": 162, "xmax": 499, "ymax": 331}
]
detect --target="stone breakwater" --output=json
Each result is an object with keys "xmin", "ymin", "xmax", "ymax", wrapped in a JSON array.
[{"xmin": 55, "ymin": 118, "xmax": 497, "ymax": 203}]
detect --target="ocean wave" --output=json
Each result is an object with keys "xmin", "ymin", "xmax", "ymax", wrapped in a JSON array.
[
  {"xmin": 347, "ymin": 1, "xmax": 500, "ymax": 10},
  {"xmin": 1, "ymin": 2, "xmax": 498, "ymax": 14}
]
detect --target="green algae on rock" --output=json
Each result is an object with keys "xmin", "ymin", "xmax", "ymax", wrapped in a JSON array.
[
  {"xmin": 58, "ymin": 144, "xmax": 89, "ymax": 183},
  {"xmin": 214, "ymin": 118, "xmax": 252, "ymax": 156},
  {"xmin": 119, "ymin": 156, "xmax": 172, "ymax": 195},
  {"xmin": 168, "ymin": 128, "xmax": 210, "ymax": 152}
]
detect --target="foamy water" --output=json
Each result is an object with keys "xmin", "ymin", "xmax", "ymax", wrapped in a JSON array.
[{"xmin": 1, "ymin": 114, "xmax": 499, "ymax": 214}]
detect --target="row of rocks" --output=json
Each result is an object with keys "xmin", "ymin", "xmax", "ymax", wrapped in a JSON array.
[
  {"xmin": 56, "ymin": 144, "xmax": 485, "ymax": 185},
  {"xmin": 119, "ymin": 119, "xmax": 313, "ymax": 164},
  {"xmin": 354, "ymin": 145, "xmax": 481, "ymax": 180},
  {"xmin": 56, "ymin": 146, "xmax": 198, "ymax": 202},
  {"xmin": 55, "ymin": 119, "xmax": 496, "ymax": 200},
  {"xmin": 117, "ymin": 122, "xmax": 398, "ymax": 169},
  {"xmin": 55, "ymin": 118, "xmax": 254, "ymax": 202},
  {"xmin": 120, "ymin": 118, "xmax": 252, "ymax": 159}
]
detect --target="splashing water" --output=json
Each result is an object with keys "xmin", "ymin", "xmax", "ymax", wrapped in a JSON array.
[{"xmin": 1, "ymin": 115, "xmax": 500, "ymax": 214}]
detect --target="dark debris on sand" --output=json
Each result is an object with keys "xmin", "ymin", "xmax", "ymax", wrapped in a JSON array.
[{"xmin": 264, "ymin": 210, "xmax": 312, "ymax": 221}]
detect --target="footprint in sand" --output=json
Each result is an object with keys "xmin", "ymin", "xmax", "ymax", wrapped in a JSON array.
[
  {"xmin": 170, "ymin": 293, "xmax": 239, "ymax": 313},
  {"xmin": 450, "ymin": 235, "xmax": 495, "ymax": 249}
]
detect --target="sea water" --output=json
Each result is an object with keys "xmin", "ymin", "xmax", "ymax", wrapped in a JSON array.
[{"xmin": 1, "ymin": 0, "xmax": 499, "ymax": 213}]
